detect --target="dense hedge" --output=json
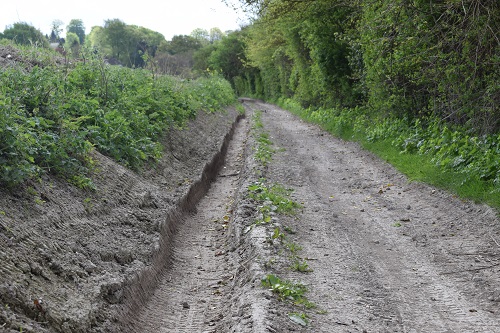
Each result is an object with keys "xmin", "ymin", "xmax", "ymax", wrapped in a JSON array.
[{"xmin": 229, "ymin": 0, "xmax": 499, "ymax": 134}]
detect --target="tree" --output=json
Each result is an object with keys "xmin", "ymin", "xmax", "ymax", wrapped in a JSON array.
[
  {"xmin": 99, "ymin": 20, "xmax": 166, "ymax": 67},
  {"xmin": 2, "ymin": 22, "xmax": 48, "ymax": 47},
  {"xmin": 208, "ymin": 30, "xmax": 248, "ymax": 87},
  {"xmin": 193, "ymin": 43, "xmax": 217, "ymax": 73},
  {"xmin": 67, "ymin": 19, "xmax": 85, "ymax": 44},
  {"xmin": 209, "ymin": 28, "xmax": 224, "ymax": 43},
  {"xmin": 164, "ymin": 35, "xmax": 202, "ymax": 55},
  {"xmin": 103, "ymin": 19, "xmax": 127, "ymax": 60},
  {"xmin": 191, "ymin": 28, "xmax": 210, "ymax": 44},
  {"xmin": 65, "ymin": 32, "xmax": 80, "ymax": 57},
  {"xmin": 50, "ymin": 19, "xmax": 64, "ymax": 43}
]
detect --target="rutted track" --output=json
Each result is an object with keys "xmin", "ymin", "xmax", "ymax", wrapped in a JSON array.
[
  {"xmin": 247, "ymin": 101, "xmax": 500, "ymax": 332},
  {"xmin": 114, "ymin": 100, "xmax": 499, "ymax": 332},
  {"xmin": 125, "ymin": 114, "xmax": 250, "ymax": 332}
]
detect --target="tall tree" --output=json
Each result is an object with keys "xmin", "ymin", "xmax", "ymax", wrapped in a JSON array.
[
  {"xmin": 165, "ymin": 35, "xmax": 202, "ymax": 55},
  {"xmin": 191, "ymin": 28, "xmax": 210, "ymax": 44},
  {"xmin": 67, "ymin": 19, "xmax": 85, "ymax": 44},
  {"xmin": 103, "ymin": 19, "xmax": 127, "ymax": 61},
  {"xmin": 209, "ymin": 28, "xmax": 224, "ymax": 43},
  {"xmin": 50, "ymin": 19, "xmax": 64, "ymax": 43}
]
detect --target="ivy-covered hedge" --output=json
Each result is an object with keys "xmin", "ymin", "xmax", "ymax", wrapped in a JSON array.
[{"xmin": 0, "ymin": 45, "xmax": 236, "ymax": 188}]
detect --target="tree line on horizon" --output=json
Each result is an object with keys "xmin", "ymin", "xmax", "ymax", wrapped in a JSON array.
[{"xmin": 0, "ymin": 19, "xmax": 229, "ymax": 76}]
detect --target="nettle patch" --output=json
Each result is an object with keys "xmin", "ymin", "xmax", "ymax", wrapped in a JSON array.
[{"xmin": 0, "ymin": 45, "xmax": 236, "ymax": 188}]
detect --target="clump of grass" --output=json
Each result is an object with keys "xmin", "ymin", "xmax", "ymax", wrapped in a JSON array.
[
  {"xmin": 248, "ymin": 180, "xmax": 301, "ymax": 214},
  {"xmin": 254, "ymin": 133, "xmax": 274, "ymax": 166}
]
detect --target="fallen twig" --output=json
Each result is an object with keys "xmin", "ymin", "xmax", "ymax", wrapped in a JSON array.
[{"xmin": 490, "ymin": 235, "xmax": 500, "ymax": 248}]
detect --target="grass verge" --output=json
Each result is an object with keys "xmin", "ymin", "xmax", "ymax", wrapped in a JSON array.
[{"xmin": 279, "ymin": 98, "xmax": 500, "ymax": 211}]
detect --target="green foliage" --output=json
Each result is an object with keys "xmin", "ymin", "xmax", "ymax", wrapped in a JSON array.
[
  {"xmin": 248, "ymin": 180, "xmax": 301, "ymax": 216},
  {"xmin": 65, "ymin": 32, "xmax": 81, "ymax": 57},
  {"xmin": 194, "ymin": 29, "xmax": 257, "ymax": 95},
  {"xmin": 288, "ymin": 312, "xmax": 310, "ymax": 327},
  {"xmin": 226, "ymin": 0, "xmax": 499, "ymax": 134},
  {"xmin": 95, "ymin": 19, "xmax": 166, "ymax": 68},
  {"xmin": 0, "ymin": 45, "xmax": 236, "ymax": 187},
  {"xmin": 66, "ymin": 19, "xmax": 85, "ymax": 44},
  {"xmin": 2, "ymin": 22, "xmax": 48, "ymax": 48},
  {"xmin": 261, "ymin": 274, "xmax": 315, "ymax": 308},
  {"xmin": 291, "ymin": 258, "xmax": 313, "ymax": 273},
  {"xmin": 254, "ymin": 133, "xmax": 274, "ymax": 166},
  {"xmin": 165, "ymin": 35, "xmax": 202, "ymax": 55},
  {"xmin": 361, "ymin": 0, "xmax": 499, "ymax": 128}
]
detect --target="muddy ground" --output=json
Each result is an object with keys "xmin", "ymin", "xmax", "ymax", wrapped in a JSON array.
[{"xmin": 1, "ymin": 99, "xmax": 500, "ymax": 333}]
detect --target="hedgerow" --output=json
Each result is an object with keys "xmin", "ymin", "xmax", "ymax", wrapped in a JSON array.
[{"xmin": 0, "ymin": 44, "xmax": 236, "ymax": 188}]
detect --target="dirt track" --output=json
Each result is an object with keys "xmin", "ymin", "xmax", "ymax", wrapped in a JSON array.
[
  {"xmin": 1, "ymin": 100, "xmax": 500, "ymax": 332},
  {"xmin": 121, "ymin": 100, "xmax": 500, "ymax": 332}
]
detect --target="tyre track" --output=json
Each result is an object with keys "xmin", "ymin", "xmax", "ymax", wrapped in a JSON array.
[
  {"xmin": 254, "ymin": 102, "xmax": 500, "ymax": 332},
  {"xmin": 126, "ymin": 114, "xmax": 249, "ymax": 332}
]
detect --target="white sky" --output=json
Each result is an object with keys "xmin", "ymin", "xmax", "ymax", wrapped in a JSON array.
[{"xmin": 0, "ymin": 0, "xmax": 247, "ymax": 40}]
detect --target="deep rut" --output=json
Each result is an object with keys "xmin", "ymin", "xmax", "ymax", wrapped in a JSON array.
[{"xmin": 127, "ymin": 115, "xmax": 249, "ymax": 332}]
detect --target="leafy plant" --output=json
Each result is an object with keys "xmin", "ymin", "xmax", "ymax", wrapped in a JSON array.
[
  {"xmin": 288, "ymin": 312, "xmax": 310, "ymax": 327},
  {"xmin": 291, "ymin": 258, "xmax": 313, "ymax": 273},
  {"xmin": 285, "ymin": 241, "xmax": 303, "ymax": 254},
  {"xmin": 261, "ymin": 274, "xmax": 315, "ymax": 308},
  {"xmin": 248, "ymin": 180, "xmax": 301, "ymax": 215},
  {"xmin": 0, "ymin": 44, "xmax": 236, "ymax": 188}
]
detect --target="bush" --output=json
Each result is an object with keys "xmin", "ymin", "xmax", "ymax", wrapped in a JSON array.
[{"xmin": 0, "ymin": 45, "xmax": 236, "ymax": 187}]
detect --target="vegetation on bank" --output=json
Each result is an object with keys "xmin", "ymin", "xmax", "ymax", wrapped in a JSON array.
[{"xmin": 0, "ymin": 43, "xmax": 236, "ymax": 188}]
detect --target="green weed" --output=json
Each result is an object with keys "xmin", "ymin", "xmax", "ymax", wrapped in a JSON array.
[
  {"xmin": 285, "ymin": 241, "xmax": 303, "ymax": 254},
  {"xmin": 291, "ymin": 258, "xmax": 313, "ymax": 273},
  {"xmin": 0, "ymin": 44, "xmax": 236, "ymax": 188},
  {"xmin": 288, "ymin": 312, "xmax": 310, "ymax": 326},
  {"xmin": 248, "ymin": 181, "xmax": 301, "ymax": 215},
  {"xmin": 262, "ymin": 274, "xmax": 315, "ymax": 308}
]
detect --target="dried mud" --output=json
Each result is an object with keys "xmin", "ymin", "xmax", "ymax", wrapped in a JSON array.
[
  {"xmin": 0, "ymin": 108, "xmax": 242, "ymax": 332},
  {"xmin": 1, "ymin": 98, "xmax": 500, "ymax": 333}
]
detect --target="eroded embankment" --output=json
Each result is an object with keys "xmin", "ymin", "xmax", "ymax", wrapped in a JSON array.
[
  {"xmin": 115, "ymin": 112, "xmax": 245, "ymax": 331},
  {"xmin": 0, "ymin": 108, "xmax": 242, "ymax": 333},
  {"xmin": 122, "ymin": 106, "xmax": 250, "ymax": 332}
]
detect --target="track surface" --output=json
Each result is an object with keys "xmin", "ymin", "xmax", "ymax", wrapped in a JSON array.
[
  {"xmin": 128, "ymin": 114, "xmax": 249, "ymax": 332},
  {"xmin": 131, "ymin": 102, "xmax": 500, "ymax": 332}
]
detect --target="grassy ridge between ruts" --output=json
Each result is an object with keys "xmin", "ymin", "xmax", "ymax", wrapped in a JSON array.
[
  {"xmin": 0, "ymin": 44, "xmax": 236, "ymax": 188},
  {"xmin": 278, "ymin": 98, "xmax": 500, "ymax": 211}
]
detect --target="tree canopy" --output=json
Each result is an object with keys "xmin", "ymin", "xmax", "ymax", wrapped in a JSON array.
[
  {"xmin": 216, "ymin": 0, "xmax": 500, "ymax": 134},
  {"xmin": 67, "ymin": 19, "xmax": 85, "ymax": 44},
  {"xmin": 2, "ymin": 22, "xmax": 49, "ymax": 47}
]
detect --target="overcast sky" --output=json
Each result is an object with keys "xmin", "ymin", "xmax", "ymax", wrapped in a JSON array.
[{"xmin": 0, "ymin": 0, "xmax": 247, "ymax": 40}]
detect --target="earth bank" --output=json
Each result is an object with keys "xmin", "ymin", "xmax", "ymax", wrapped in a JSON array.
[{"xmin": 0, "ymin": 107, "xmax": 241, "ymax": 332}]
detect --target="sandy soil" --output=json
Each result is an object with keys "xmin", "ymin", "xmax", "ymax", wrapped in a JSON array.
[
  {"xmin": 1, "ymin": 97, "xmax": 499, "ymax": 333},
  {"xmin": 235, "ymin": 101, "xmax": 500, "ymax": 333}
]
